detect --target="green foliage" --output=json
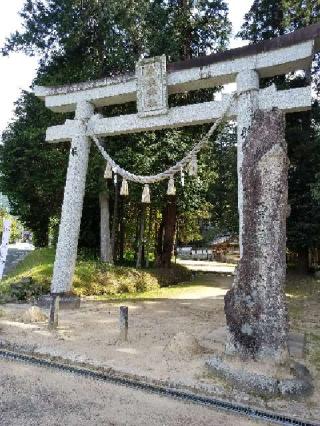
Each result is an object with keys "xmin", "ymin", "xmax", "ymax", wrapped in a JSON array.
[
  {"xmin": 0, "ymin": 209, "xmax": 23, "ymax": 243},
  {"xmin": 0, "ymin": 92, "xmax": 68, "ymax": 246},
  {"xmin": 73, "ymin": 261, "xmax": 160, "ymax": 296},
  {"xmin": 2, "ymin": 0, "xmax": 231, "ymax": 82},
  {"xmin": 0, "ymin": 248, "xmax": 191, "ymax": 301},
  {"xmin": 205, "ymin": 124, "xmax": 238, "ymax": 234},
  {"xmin": 286, "ymin": 108, "xmax": 320, "ymax": 251},
  {"xmin": 311, "ymin": 172, "xmax": 320, "ymax": 202},
  {"xmin": 178, "ymin": 207, "xmax": 210, "ymax": 244}
]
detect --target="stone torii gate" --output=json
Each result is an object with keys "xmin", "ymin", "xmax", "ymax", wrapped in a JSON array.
[{"xmin": 36, "ymin": 24, "xmax": 320, "ymax": 363}]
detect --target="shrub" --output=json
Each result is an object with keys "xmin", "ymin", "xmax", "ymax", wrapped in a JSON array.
[
  {"xmin": 150, "ymin": 264, "xmax": 192, "ymax": 287},
  {"xmin": 73, "ymin": 266, "xmax": 160, "ymax": 296},
  {"xmin": 0, "ymin": 248, "xmax": 191, "ymax": 301}
]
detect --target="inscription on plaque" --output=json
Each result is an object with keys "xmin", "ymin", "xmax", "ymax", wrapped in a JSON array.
[{"xmin": 136, "ymin": 55, "xmax": 168, "ymax": 117}]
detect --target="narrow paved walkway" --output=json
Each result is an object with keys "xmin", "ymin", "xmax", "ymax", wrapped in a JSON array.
[{"xmin": 0, "ymin": 358, "xmax": 259, "ymax": 426}]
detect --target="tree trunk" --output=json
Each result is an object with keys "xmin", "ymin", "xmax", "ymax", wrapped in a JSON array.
[
  {"xmin": 136, "ymin": 204, "xmax": 146, "ymax": 268},
  {"xmin": 155, "ymin": 214, "xmax": 164, "ymax": 267},
  {"xmin": 118, "ymin": 197, "xmax": 125, "ymax": 263},
  {"xmin": 99, "ymin": 190, "xmax": 112, "ymax": 263},
  {"xmin": 156, "ymin": 196, "xmax": 177, "ymax": 268},
  {"xmin": 296, "ymin": 248, "xmax": 309, "ymax": 273},
  {"xmin": 145, "ymin": 206, "xmax": 153, "ymax": 268},
  {"xmin": 133, "ymin": 208, "xmax": 140, "ymax": 263},
  {"xmin": 179, "ymin": 0, "xmax": 192, "ymax": 59},
  {"xmin": 111, "ymin": 181, "xmax": 120, "ymax": 262},
  {"xmin": 162, "ymin": 196, "xmax": 177, "ymax": 268}
]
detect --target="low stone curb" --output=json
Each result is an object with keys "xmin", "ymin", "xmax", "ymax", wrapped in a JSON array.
[{"xmin": 206, "ymin": 356, "xmax": 313, "ymax": 397}]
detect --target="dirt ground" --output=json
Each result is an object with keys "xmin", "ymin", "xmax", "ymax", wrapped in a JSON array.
[
  {"xmin": 0, "ymin": 272, "xmax": 319, "ymax": 423},
  {"xmin": 0, "ymin": 358, "xmax": 261, "ymax": 426}
]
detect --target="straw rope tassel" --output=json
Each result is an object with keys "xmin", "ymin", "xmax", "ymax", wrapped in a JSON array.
[
  {"xmin": 120, "ymin": 178, "xmax": 129, "ymax": 196},
  {"xmin": 167, "ymin": 176, "xmax": 176, "ymax": 196},
  {"xmin": 142, "ymin": 184, "xmax": 150, "ymax": 203},
  {"xmin": 104, "ymin": 162, "xmax": 113, "ymax": 179}
]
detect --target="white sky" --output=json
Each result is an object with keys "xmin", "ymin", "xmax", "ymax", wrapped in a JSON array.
[{"xmin": 0, "ymin": 0, "xmax": 253, "ymax": 134}]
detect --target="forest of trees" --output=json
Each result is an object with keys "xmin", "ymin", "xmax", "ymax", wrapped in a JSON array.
[{"xmin": 0, "ymin": 0, "xmax": 319, "ymax": 270}]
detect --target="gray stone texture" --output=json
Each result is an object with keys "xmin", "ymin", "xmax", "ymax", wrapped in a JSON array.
[
  {"xmin": 236, "ymin": 69, "xmax": 259, "ymax": 256},
  {"xmin": 37, "ymin": 294, "xmax": 80, "ymax": 310},
  {"xmin": 288, "ymin": 332, "xmax": 306, "ymax": 359},
  {"xmin": 50, "ymin": 101, "xmax": 94, "ymax": 294},
  {"xmin": 206, "ymin": 356, "xmax": 313, "ymax": 397},
  {"xmin": 225, "ymin": 109, "xmax": 289, "ymax": 361}
]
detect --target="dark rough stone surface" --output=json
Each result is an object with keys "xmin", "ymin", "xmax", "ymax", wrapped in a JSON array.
[
  {"xmin": 36, "ymin": 294, "xmax": 80, "ymax": 310},
  {"xmin": 225, "ymin": 109, "xmax": 289, "ymax": 360},
  {"xmin": 206, "ymin": 356, "xmax": 313, "ymax": 397}
]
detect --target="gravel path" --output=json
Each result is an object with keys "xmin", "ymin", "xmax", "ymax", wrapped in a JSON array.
[{"xmin": 0, "ymin": 358, "xmax": 259, "ymax": 426}]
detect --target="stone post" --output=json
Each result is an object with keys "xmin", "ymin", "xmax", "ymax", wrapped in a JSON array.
[
  {"xmin": 225, "ymin": 109, "xmax": 289, "ymax": 361},
  {"xmin": 119, "ymin": 306, "xmax": 128, "ymax": 341},
  {"xmin": 51, "ymin": 101, "xmax": 94, "ymax": 294},
  {"xmin": 99, "ymin": 190, "xmax": 112, "ymax": 263},
  {"xmin": 236, "ymin": 70, "xmax": 259, "ymax": 256},
  {"xmin": 48, "ymin": 294, "xmax": 60, "ymax": 329}
]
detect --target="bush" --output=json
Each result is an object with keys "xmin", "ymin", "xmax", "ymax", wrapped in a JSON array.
[
  {"xmin": 150, "ymin": 264, "xmax": 192, "ymax": 287},
  {"xmin": 10, "ymin": 277, "xmax": 50, "ymax": 302},
  {"xmin": 73, "ymin": 264, "xmax": 160, "ymax": 296},
  {"xmin": 0, "ymin": 249, "xmax": 191, "ymax": 302}
]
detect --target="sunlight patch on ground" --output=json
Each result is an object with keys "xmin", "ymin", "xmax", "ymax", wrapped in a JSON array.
[
  {"xmin": 176, "ymin": 259, "xmax": 236, "ymax": 273},
  {"xmin": 172, "ymin": 286, "xmax": 228, "ymax": 300},
  {"xmin": 116, "ymin": 347, "xmax": 140, "ymax": 355}
]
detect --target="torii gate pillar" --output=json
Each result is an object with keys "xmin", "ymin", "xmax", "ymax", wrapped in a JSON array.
[
  {"xmin": 236, "ymin": 69, "xmax": 259, "ymax": 255},
  {"xmin": 51, "ymin": 101, "xmax": 94, "ymax": 294}
]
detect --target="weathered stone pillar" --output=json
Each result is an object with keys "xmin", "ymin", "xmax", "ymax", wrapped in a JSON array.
[
  {"xmin": 51, "ymin": 101, "xmax": 94, "ymax": 294},
  {"xmin": 225, "ymin": 109, "xmax": 289, "ymax": 361},
  {"xmin": 236, "ymin": 70, "xmax": 259, "ymax": 256},
  {"xmin": 99, "ymin": 190, "xmax": 112, "ymax": 263}
]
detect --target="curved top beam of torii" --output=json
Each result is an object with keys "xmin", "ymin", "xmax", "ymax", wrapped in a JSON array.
[{"xmin": 35, "ymin": 22, "xmax": 320, "ymax": 115}]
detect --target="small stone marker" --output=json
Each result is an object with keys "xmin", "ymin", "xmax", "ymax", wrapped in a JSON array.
[
  {"xmin": 288, "ymin": 332, "xmax": 306, "ymax": 359},
  {"xmin": 48, "ymin": 294, "xmax": 60, "ymax": 329},
  {"xmin": 119, "ymin": 306, "xmax": 128, "ymax": 341}
]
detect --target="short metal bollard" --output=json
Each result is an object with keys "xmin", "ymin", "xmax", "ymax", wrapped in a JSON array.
[
  {"xmin": 119, "ymin": 306, "xmax": 128, "ymax": 341},
  {"xmin": 48, "ymin": 294, "xmax": 60, "ymax": 329}
]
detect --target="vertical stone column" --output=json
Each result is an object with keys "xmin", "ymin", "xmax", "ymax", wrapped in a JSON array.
[
  {"xmin": 51, "ymin": 101, "xmax": 94, "ymax": 294},
  {"xmin": 225, "ymin": 109, "xmax": 289, "ymax": 361},
  {"xmin": 236, "ymin": 70, "xmax": 259, "ymax": 256}
]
